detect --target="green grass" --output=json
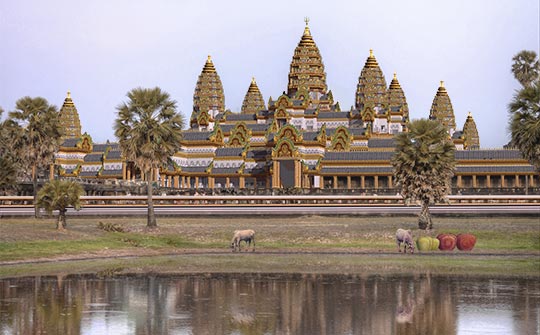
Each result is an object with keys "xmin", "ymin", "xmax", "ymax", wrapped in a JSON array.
[{"xmin": 0, "ymin": 215, "xmax": 538, "ymax": 278}]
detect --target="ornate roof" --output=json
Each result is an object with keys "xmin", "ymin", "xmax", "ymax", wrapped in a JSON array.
[
  {"xmin": 193, "ymin": 55, "xmax": 225, "ymax": 116},
  {"xmin": 241, "ymin": 77, "xmax": 266, "ymax": 114},
  {"xmin": 462, "ymin": 112, "xmax": 480, "ymax": 149},
  {"xmin": 455, "ymin": 149, "xmax": 524, "ymax": 160},
  {"xmin": 287, "ymin": 19, "xmax": 327, "ymax": 98},
  {"xmin": 355, "ymin": 50, "xmax": 387, "ymax": 110},
  {"xmin": 386, "ymin": 73, "xmax": 409, "ymax": 120},
  {"xmin": 429, "ymin": 81, "xmax": 456, "ymax": 134},
  {"xmin": 58, "ymin": 91, "xmax": 82, "ymax": 139}
]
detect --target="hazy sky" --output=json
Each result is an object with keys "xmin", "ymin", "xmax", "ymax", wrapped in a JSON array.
[{"xmin": 1, "ymin": 0, "xmax": 538, "ymax": 148}]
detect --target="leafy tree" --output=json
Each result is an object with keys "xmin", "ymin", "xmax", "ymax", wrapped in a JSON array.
[
  {"xmin": 114, "ymin": 87, "xmax": 184, "ymax": 228},
  {"xmin": 9, "ymin": 97, "xmax": 63, "ymax": 217},
  {"xmin": 511, "ymin": 50, "xmax": 540, "ymax": 87},
  {"xmin": 37, "ymin": 179, "xmax": 84, "ymax": 230},
  {"xmin": 392, "ymin": 119, "xmax": 455, "ymax": 230},
  {"xmin": 509, "ymin": 51, "xmax": 540, "ymax": 171}
]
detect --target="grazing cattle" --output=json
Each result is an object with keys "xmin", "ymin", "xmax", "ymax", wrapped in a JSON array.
[
  {"xmin": 396, "ymin": 228, "xmax": 415, "ymax": 254},
  {"xmin": 231, "ymin": 229, "xmax": 256, "ymax": 252}
]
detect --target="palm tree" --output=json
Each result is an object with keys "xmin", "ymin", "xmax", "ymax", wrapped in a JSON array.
[
  {"xmin": 37, "ymin": 179, "xmax": 84, "ymax": 230},
  {"xmin": 511, "ymin": 50, "xmax": 540, "ymax": 87},
  {"xmin": 508, "ymin": 81, "xmax": 540, "ymax": 171},
  {"xmin": 391, "ymin": 119, "xmax": 455, "ymax": 230},
  {"xmin": 8, "ymin": 97, "xmax": 63, "ymax": 217},
  {"xmin": 0, "ymin": 108, "xmax": 18, "ymax": 191},
  {"xmin": 114, "ymin": 87, "xmax": 184, "ymax": 228}
]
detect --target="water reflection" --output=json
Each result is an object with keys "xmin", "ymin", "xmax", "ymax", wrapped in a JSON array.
[{"xmin": 0, "ymin": 273, "xmax": 538, "ymax": 334}]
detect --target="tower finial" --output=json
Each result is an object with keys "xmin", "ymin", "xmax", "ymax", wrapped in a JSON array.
[
  {"xmin": 468, "ymin": 111, "xmax": 472, "ymax": 117},
  {"xmin": 251, "ymin": 77, "xmax": 256, "ymax": 84},
  {"xmin": 304, "ymin": 17, "xmax": 309, "ymax": 26},
  {"xmin": 393, "ymin": 72, "xmax": 397, "ymax": 80},
  {"xmin": 369, "ymin": 49, "xmax": 374, "ymax": 57},
  {"xmin": 207, "ymin": 55, "xmax": 212, "ymax": 62},
  {"xmin": 67, "ymin": 91, "xmax": 71, "ymax": 99},
  {"xmin": 440, "ymin": 80, "xmax": 444, "ymax": 88}
]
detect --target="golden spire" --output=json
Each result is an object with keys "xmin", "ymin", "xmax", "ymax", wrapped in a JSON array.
[
  {"xmin": 202, "ymin": 55, "xmax": 217, "ymax": 73},
  {"xmin": 468, "ymin": 111, "xmax": 472, "ymax": 118},
  {"xmin": 242, "ymin": 77, "xmax": 265, "ymax": 114},
  {"xmin": 303, "ymin": 17, "xmax": 312, "ymax": 37},
  {"xmin": 393, "ymin": 72, "xmax": 397, "ymax": 80},
  {"xmin": 440, "ymin": 80, "xmax": 444, "ymax": 88},
  {"xmin": 59, "ymin": 90, "xmax": 81, "ymax": 138},
  {"xmin": 287, "ymin": 18, "xmax": 327, "ymax": 97},
  {"xmin": 365, "ymin": 49, "xmax": 379, "ymax": 68},
  {"xmin": 370, "ymin": 49, "xmax": 374, "ymax": 57}
]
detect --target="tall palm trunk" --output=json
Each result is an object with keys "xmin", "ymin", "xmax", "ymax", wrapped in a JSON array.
[
  {"xmin": 33, "ymin": 164, "xmax": 40, "ymax": 218},
  {"xmin": 57, "ymin": 209, "xmax": 67, "ymax": 230},
  {"xmin": 418, "ymin": 200, "xmax": 433, "ymax": 230},
  {"xmin": 146, "ymin": 168, "xmax": 157, "ymax": 228}
]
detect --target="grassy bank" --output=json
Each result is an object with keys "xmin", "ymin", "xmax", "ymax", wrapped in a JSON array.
[{"xmin": 0, "ymin": 215, "xmax": 538, "ymax": 278}]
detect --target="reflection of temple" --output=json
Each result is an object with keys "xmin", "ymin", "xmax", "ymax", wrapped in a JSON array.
[
  {"xmin": 54, "ymin": 20, "xmax": 538, "ymax": 192},
  {"xmin": 1, "ymin": 274, "xmax": 538, "ymax": 334}
]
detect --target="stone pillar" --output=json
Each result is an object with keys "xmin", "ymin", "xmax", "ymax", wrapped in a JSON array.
[
  {"xmin": 174, "ymin": 176, "xmax": 179, "ymax": 188},
  {"xmin": 226, "ymin": 177, "xmax": 230, "ymax": 188},
  {"xmin": 127, "ymin": 167, "xmax": 131, "ymax": 181},
  {"xmin": 501, "ymin": 175, "xmax": 505, "ymax": 187},
  {"xmin": 295, "ymin": 161, "xmax": 301, "ymax": 188},
  {"xmin": 472, "ymin": 175, "xmax": 477, "ymax": 188},
  {"xmin": 515, "ymin": 175, "xmax": 520, "ymax": 187},
  {"xmin": 209, "ymin": 177, "xmax": 215, "ymax": 189},
  {"xmin": 49, "ymin": 164, "xmax": 55, "ymax": 180},
  {"xmin": 374, "ymin": 176, "xmax": 379, "ymax": 189},
  {"xmin": 347, "ymin": 176, "xmax": 351, "ymax": 190},
  {"xmin": 333, "ymin": 176, "xmax": 338, "ymax": 189},
  {"xmin": 457, "ymin": 175, "xmax": 462, "ymax": 188},
  {"xmin": 486, "ymin": 175, "xmax": 491, "ymax": 188},
  {"xmin": 272, "ymin": 161, "xmax": 280, "ymax": 188},
  {"xmin": 239, "ymin": 176, "xmax": 245, "ymax": 188},
  {"xmin": 361, "ymin": 176, "xmax": 365, "ymax": 189},
  {"xmin": 195, "ymin": 177, "xmax": 199, "ymax": 188},
  {"xmin": 388, "ymin": 176, "xmax": 393, "ymax": 188}
]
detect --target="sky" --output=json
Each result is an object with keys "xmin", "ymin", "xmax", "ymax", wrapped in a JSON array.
[{"xmin": 1, "ymin": 0, "xmax": 538, "ymax": 148}]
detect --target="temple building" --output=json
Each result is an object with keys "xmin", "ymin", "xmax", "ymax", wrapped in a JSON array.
[{"xmin": 54, "ymin": 21, "xmax": 538, "ymax": 192}]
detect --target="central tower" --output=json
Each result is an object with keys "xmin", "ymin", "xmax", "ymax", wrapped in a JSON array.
[{"xmin": 287, "ymin": 18, "xmax": 328, "ymax": 99}]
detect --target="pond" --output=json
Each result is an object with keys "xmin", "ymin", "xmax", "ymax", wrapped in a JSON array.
[{"xmin": 0, "ymin": 273, "xmax": 538, "ymax": 334}]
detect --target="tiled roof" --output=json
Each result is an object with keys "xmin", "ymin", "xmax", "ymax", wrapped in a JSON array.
[
  {"xmin": 226, "ymin": 113, "xmax": 257, "ymax": 121},
  {"xmin": 318, "ymin": 112, "xmax": 349, "ymax": 119},
  {"xmin": 182, "ymin": 131, "xmax": 211, "ymax": 141},
  {"xmin": 455, "ymin": 150, "xmax": 525, "ymax": 160},
  {"xmin": 320, "ymin": 166, "xmax": 393, "ymax": 174},
  {"xmin": 247, "ymin": 148, "xmax": 271, "ymax": 159},
  {"xmin": 368, "ymin": 138, "xmax": 395, "ymax": 148},
  {"xmin": 215, "ymin": 147, "xmax": 244, "ymax": 157},
  {"xmin": 457, "ymin": 165, "xmax": 535, "ymax": 173},
  {"xmin": 61, "ymin": 138, "xmax": 79, "ymax": 147},
  {"xmin": 247, "ymin": 124, "xmax": 269, "ymax": 132},
  {"xmin": 106, "ymin": 151, "xmax": 122, "ymax": 159},
  {"xmin": 302, "ymin": 131, "xmax": 319, "ymax": 141},
  {"xmin": 101, "ymin": 169, "xmax": 123, "ymax": 176},
  {"xmin": 221, "ymin": 125, "xmax": 235, "ymax": 133},
  {"xmin": 323, "ymin": 151, "xmax": 394, "ymax": 161},
  {"xmin": 211, "ymin": 167, "xmax": 239, "ymax": 174},
  {"xmin": 80, "ymin": 171, "xmax": 97, "ymax": 177},
  {"xmin": 93, "ymin": 144, "xmax": 109, "ymax": 152},
  {"xmin": 84, "ymin": 154, "xmax": 102, "ymax": 162}
]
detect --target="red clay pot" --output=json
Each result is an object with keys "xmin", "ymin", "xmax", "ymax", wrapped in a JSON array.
[
  {"xmin": 437, "ymin": 233, "xmax": 457, "ymax": 251},
  {"xmin": 456, "ymin": 233, "xmax": 477, "ymax": 251}
]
